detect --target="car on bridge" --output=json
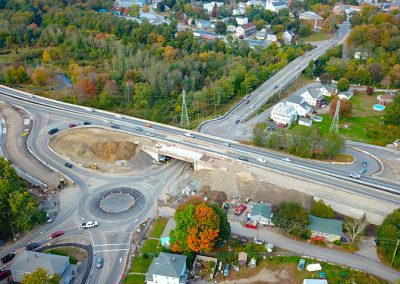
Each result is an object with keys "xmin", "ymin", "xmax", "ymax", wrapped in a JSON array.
[
  {"xmin": 281, "ymin": 157, "xmax": 291, "ymax": 162},
  {"xmin": 349, "ymin": 173, "xmax": 361, "ymax": 179},
  {"xmin": 48, "ymin": 128, "xmax": 59, "ymax": 135},
  {"xmin": 82, "ymin": 221, "xmax": 98, "ymax": 229},
  {"xmin": 51, "ymin": 231, "xmax": 64, "ymax": 239},
  {"xmin": 1, "ymin": 253, "xmax": 15, "ymax": 264}
]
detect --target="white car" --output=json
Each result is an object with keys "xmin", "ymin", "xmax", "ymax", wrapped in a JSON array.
[
  {"xmin": 184, "ymin": 132, "xmax": 195, "ymax": 138},
  {"xmin": 102, "ymin": 119, "xmax": 111, "ymax": 124},
  {"xmin": 250, "ymin": 104, "xmax": 255, "ymax": 109},
  {"xmin": 86, "ymin": 107, "xmax": 94, "ymax": 112},
  {"xmin": 281, "ymin": 157, "xmax": 292, "ymax": 162},
  {"xmin": 257, "ymin": 158, "xmax": 266, "ymax": 163},
  {"xmin": 349, "ymin": 173, "xmax": 361, "ymax": 179},
  {"xmin": 146, "ymin": 132, "xmax": 154, "ymax": 137},
  {"xmin": 82, "ymin": 221, "xmax": 98, "ymax": 229},
  {"xmin": 115, "ymin": 114, "xmax": 123, "ymax": 119}
]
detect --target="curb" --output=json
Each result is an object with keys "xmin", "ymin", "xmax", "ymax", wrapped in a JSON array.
[{"xmin": 352, "ymin": 146, "xmax": 384, "ymax": 176}]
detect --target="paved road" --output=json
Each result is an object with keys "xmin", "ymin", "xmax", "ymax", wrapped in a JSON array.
[{"xmin": 230, "ymin": 221, "xmax": 400, "ymax": 282}]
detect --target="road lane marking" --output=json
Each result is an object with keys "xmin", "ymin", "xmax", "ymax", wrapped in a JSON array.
[
  {"xmin": 92, "ymin": 243, "xmax": 130, "ymax": 247},
  {"xmin": 94, "ymin": 249, "xmax": 129, "ymax": 253}
]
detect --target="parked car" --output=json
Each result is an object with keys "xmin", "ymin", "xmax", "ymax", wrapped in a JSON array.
[
  {"xmin": 234, "ymin": 204, "xmax": 247, "ymax": 215},
  {"xmin": 362, "ymin": 161, "xmax": 368, "ymax": 167},
  {"xmin": 68, "ymin": 123, "xmax": 77, "ymax": 128},
  {"xmin": 96, "ymin": 257, "xmax": 104, "ymax": 268},
  {"xmin": 1, "ymin": 253, "xmax": 15, "ymax": 264},
  {"xmin": 297, "ymin": 258, "xmax": 305, "ymax": 271},
  {"xmin": 51, "ymin": 231, "xmax": 64, "ymax": 239},
  {"xmin": 253, "ymin": 238, "xmax": 264, "ymax": 245},
  {"xmin": 245, "ymin": 222, "xmax": 258, "ymax": 229},
  {"xmin": 223, "ymin": 264, "xmax": 230, "ymax": 277},
  {"xmin": 0, "ymin": 269, "xmax": 11, "ymax": 280},
  {"xmin": 64, "ymin": 162, "xmax": 73, "ymax": 168},
  {"xmin": 110, "ymin": 124, "xmax": 119, "ymax": 129},
  {"xmin": 83, "ymin": 121, "xmax": 91, "ymax": 125},
  {"xmin": 349, "ymin": 173, "xmax": 361, "ymax": 179},
  {"xmin": 26, "ymin": 242, "xmax": 41, "ymax": 251},
  {"xmin": 48, "ymin": 128, "xmax": 59, "ymax": 135}
]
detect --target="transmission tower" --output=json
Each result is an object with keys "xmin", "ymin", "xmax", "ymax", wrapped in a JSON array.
[
  {"xmin": 180, "ymin": 89, "xmax": 190, "ymax": 129},
  {"xmin": 329, "ymin": 99, "xmax": 340, "ymax": 134}
]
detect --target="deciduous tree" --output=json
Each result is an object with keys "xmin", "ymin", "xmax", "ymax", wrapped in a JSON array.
[
  {"xmin": 21, "ymin": 268, "xmax": 61, "ymax": 284},
  {"xmin": 344, "ymin": 213, "xmax": 368, "ymax": 243},
  {"xmin": 273, "ymin": 202, "xmax": 309, "ymax": 236},
  {"xmin": 337, "ymin": 77, "xmax": 350, "ymax": 92},
  {"xmin": 376, "ymin": 208, "xmax": 400, "ymax": 268},
  {"xmin": 329, "ymin": 97, "xmax": 352, "ymax": 117},
  {"xmin": 311, "ymin": 200, "xmax": 334, "ymax": 219}
]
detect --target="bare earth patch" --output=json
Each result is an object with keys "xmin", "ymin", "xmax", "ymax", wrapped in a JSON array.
[
  {"xmin": 49, "ymin": 127, "xmax": 154, "ymax": 173},
  {"xmin": 220, "ymin": 265, "xmax": 294, "ymax": 284}
]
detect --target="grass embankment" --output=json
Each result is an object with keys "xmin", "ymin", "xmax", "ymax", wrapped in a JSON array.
[
  {"xmin": 44, "ymin": 246, "xmax": 88, "ymax": 265},
  {"xmin": 299, "ymin": 30, "xmax": 331, "ymax": 43}
]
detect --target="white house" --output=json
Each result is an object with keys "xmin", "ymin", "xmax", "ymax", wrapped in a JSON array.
[
  {"xmin": 248, "ymin": 203, "xmax": 274, "ymax": 225},
  {"xmin": 266, "ymin": 34, "xmax": 277, "ymax": 42},
  {"xmin": 256, "ymin": 29, "xmax": 266, "ymax": 39},
  {"xmin": 271, "ymin": 102, "xmax": 297, "ymax": 126},
  {"xmin": 283, "ymin": 30, "xmax": 293, "ymax": 43},
  {"xmin": 226, "ymin": 25, "xmax": 237, "ymax": 33},
  {"xmin": 299, "ymin": 117, "xmax": 313, "ymax": 127},
  {"xmin": 300, "ymin": 87, "xmax": 324, "ymax": 106},
  {"xmin": 146, "ymin": 253, "xmax": 187, "ymax": 284},
  {"xmin": 307, "ymin": 215, "xmax": 343, "ymax": 243},
  {"xmin": 203, "ymin": 2, "xmax": 224, "ymax": 13},
  {"xmin": 317, "ymin": 85, "xmax": 337, "ymax": 97},
  {"xmin": 265, "ymin": 0, "xmax": 289, "ymax": 12},
  {"xmin": 232, "ymin": 7, "xmax": 246, "ymax": 15},
  {"xmin": 236, "ymin": 16, "xmax": 248, "ymax": 25},
  {"xmin": 337, "ymin": 91, "xmax": 353, "ymax": 100},
  {"xmin": 236, "ymin": 23, "xmax": 257, "ymax": 38},
  {"xmin": 286, "ymin": 95, "xmax": 313, "ymax": 117}
]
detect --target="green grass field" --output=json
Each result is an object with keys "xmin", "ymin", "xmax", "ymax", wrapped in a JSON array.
[
  {"xmin": 147, "ymin": 218, "xmax": 168, "ymax": 238},
  {"xmin": 129, "ymin": 256, "xmax": 154, "ymax": 273},
  {"xmin": 300, "ymin": 31, "xmax": 331, "ymax": 42},
  {"xmin": 124, "ymin": 274, "xmax": 145, "ymax": 284}
]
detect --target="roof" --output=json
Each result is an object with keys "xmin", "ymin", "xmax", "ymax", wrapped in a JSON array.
[
  {"xmin": 272, "ymin": 1, "xmax": 288, "ymax": 7},
  {"xmin": 161, "ymin": 219, "xmax": 176, "ymax": 239},
  {"xmin": 287, "ymin": 95, "xmax": 304, "ymax": 105},
  {"xmin": 308, "ymin": 88, "xmax": 323, "ymax": 99},
  {"xmin": 241, "ymin": 23, "xmax": 256, "ymax": 30},
  {"xmin": 146, "ymin": 253, "xmax": 187, "ymax": 279},
  {"xmin": 322, "ymin": 84, "xmax": 336, "ymax": 92},
  {"xmin": 299, "ymin": 117, "xmax": 312, "ymax": 123},
  {"xmin": 272, "ymin": 102, "xmax": 296, "ymax": 114},
  {"xmin": 300, "ymin": 11, "xmax": 324, "ymax": 20},
  {"xmin": 10, "ymin": 251, "xmax": 68, "ymax": 275},
  {"xmin": 250, "ymin": 203, "xmax": 272, "ymax": 218},
  {"xmin": 308, "ymin": 215, "xmax": 343, "ymax": 236},
  {"xmin": 238, "ymin": 252, "xmax": 247, "ymax": 261}
]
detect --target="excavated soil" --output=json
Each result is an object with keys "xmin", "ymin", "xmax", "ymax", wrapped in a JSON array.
[{"xmin": 49, "ymin": 127, "xmax": 154, "ymax": 173}]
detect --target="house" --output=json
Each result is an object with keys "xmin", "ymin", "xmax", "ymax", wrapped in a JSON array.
[
  {"xmin": 10, "ymin": 251, "xmax": 76, "ymax": 284},
  {"xmin": 160, "ymin": 219, "xmax": 177, "ymax": 247},
  {"xmin": 301, "ymin": 87, "xmax": 324, "ymax": 106},
  {"xmin": 299, "ymin": 11, "xmax": 324, "ymax": 29},
  {"xmin": 286, "ymin": 95, "xmax": 313, "ymax": 117},
  {"xmin": 193, "ymin": 30, "xmax": 219, "ymax": 40},
  {"xmin": 377, "ymin": 93, "xmax": 396, "ymax": 104},
  {"xmin": 299, "ymin": 117, "xmax": 312, "ymax": 127},
  {"xmin": 337, "ymin": 91, "xmax": 353, "ymax": 100},
  {"xmin": 236, "ymin": 16, "xmax": 248, "ymax": 25},
  {"xmin": 196, "ymin": 20, "xmax": 212, "ymax": 29},
  {"xmin": 256, "ymin": 30, "xmax": 266, "ymax": 39},
  {"xmin": 333, "ymin": 4, "xmax": 362, "ymax": 15},
  {"xmin": 227, "ymin": 25, "xmax": 237, "ymax": 33},
  {"xmin": 248, "ymin": 203, "xmax": 273, "ymax": 225},
  {"xmin": 236, "ymin": 23, "xmax": 257, "ymax": 38},
  {"xmin": 265, "ymin": 0, "xmax": 289, "ymax": 12},
  {"xmin": 266, "ymin": 34, "xmax": 277, "ymax": 42},
  {"xmin": 271, "ymin": 102, "xmax": 297, "ymax": 126},
  {"xmin": 115, "ymin": 0, "xmax": 149, "ymax": 8},
  {"xmin": 146, "ymin": 253, "xmax": 188, "ymax": 284},
  {"xmin": 303, "ymin": 280, "xmax": 328, "ymax": 284},
  {"xmin": 238, "ymin": 252, "xmax": 247, "ymax": 266},
  {"xmin": 232, "ymin": 7, "xmax": 246, "ymax": 15},
  {"xmin": 203, "ymin": 2, "xmax": 224, "ymax": 13},
  {"xmin": 354, "ymin": 51, "xmax": 368, "ymax": 60},
  {"xmin": 317, "ymin": 84, "xmax": 337, "ymax": 97},
  {"xmin": 307, "ymin": 215, "xmax": 343, "ymax": 242},
  {"xmin": 283, "ymin": 30, "xmax": 293, "ymax": 43},
  {"xmin": 246, "ymin": 39, "xmax": 268, "ymax": 49}
]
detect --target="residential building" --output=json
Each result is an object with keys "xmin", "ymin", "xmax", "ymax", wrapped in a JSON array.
[
  {"xmin": 333, "ymin": 4, "xmax": 362, "ymax": 15},
  {"xmin": 196, "ymin": 20, "xmax": 212, "ymax": 29},
  {"xmin": 238, "ymin": 252, "xmax": 247, "ymax": 266},
  {"xmin": 246, "ymin": 39, "xmax": 269, "ymax": 49},
  {"xmin": 299, "ymin": 117, "xmax": 312, "ymax": 127},
  {"xmin": 307, "ymin": 215, "xmax": 343, "ymax": 242},
  {"xmin": 266, "ymin": 34, "xmax": 277, "ymax": 42},
  {"xmin": 115, "ymin": 0, "xmax": 149, "ymax": 8},
  {"xmin": 236, "ymin": 23, "xmax": 257, "ymax": 38},
  {"xmin": 248, "ymin": 203, "xmax": 274, "ymax": 225},
  {"xmin": 256, "ymin": 29, "xmax": 266, "ymax": 39},
  {"xmin": 301, "ymin": 87, "xmax": 324, "ymax": 106},
  {"xmin": 337, "ymin": 91, "xmax": 353, "ymax": 100},
  {"xmin": 193, "ymin": 30, "xmax": 219, "ymax": 40},
  {"xmin": 354, "ymin": 51, "xmax": 368, "ymax": 60},
  {"xmin": 270, "ymin": 102, "xmax": 297, "ymax": 126},
  {"xmin": 10, "ymin": 251, "xmax": 76, "ymax": 284},
  {"xmin": 236, "ymin": 16, "xmax": 248, "ymax": 25},
  {"xmin": 317, "ymin": 84, "xmax": 337, "ymax": 97},
  {"xmin": 160, "ymin": 219, "xmax": 177, "ymax": 247},
  {"xmin": 232, "ymin": 7, "xmax": 246, "ymax": 15},
  {"xmin": 377, "ymin": 93, "xmax": 396, "ymax": 104},
  {"xmin": 286, "ymin": 96, "xmax": 313, "ymax": 117},
  {"xmin": 283, "ymin": 30, "xmax": 293, "ymax": 43},
  {"xmin": 265, "ymin": 0, "xmax": 289, "ymax": 12},
  {"xmin": 203, "ymin": 2, "xmax": 224, "ymax": 13},
  {"xmin": 227, "ymin": 25, "xmax": 237, "ymax": 33},
  {"xmin": 146, "ymin": 253, "xmax": 187, "ymax": 284},
  {"xmin": 299, "ymin": 11, "xmax": 324, "ymax": 29}
]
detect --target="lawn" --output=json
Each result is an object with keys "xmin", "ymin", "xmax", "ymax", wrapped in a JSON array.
[
  {"xmin": 44, "ymin": 248, "xmax": 79, "ymax": 264},
  {"xmin": 300, "ymin": 31, "xmax": 331, "ymax": 42},
  {"xmin": 140, "ymin": 239, "xmax": 161, "ymax": 255},
  {"xmin": 129, "ymin": 256, "xmax": 154, "ymax": 273},
  {"xmin": 124, "ymin": 274, "xmax": 145, "ymax": 284},
  {"xmin": 147, "ymin": 218, "xmax": 168, "ymax": 239}
]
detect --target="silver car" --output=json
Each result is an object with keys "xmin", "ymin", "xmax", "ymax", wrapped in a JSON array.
[{"xmin": 96, "ymin": 257, "xmax": 103, "ymax": 268}]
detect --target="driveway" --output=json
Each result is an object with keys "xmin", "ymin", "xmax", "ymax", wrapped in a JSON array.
[{"xmin": 229, "ymin": 221, "xmax": 400, "ymax": 283}]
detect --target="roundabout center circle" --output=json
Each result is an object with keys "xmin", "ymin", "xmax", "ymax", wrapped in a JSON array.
[{"xmin": 99, "ymin": 191, "xmax": 135, "ymax": 214}]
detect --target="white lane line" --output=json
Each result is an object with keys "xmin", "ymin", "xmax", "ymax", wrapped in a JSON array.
[{"xmin": 94, "ymin": 248, "xmax": 130, "ymax": 253}]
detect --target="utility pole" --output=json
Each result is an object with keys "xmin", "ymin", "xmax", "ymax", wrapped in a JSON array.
[
  {"xmin": 391, "ymin": 240, "xmax": 400, "ymax": 266},
  {"xmin": 10, "ymin": 222, "xmax": 16, "ymax": 242},
  {"xmin": 180, "ymin": 89, "xmax": 190, "ymax": 129},
  {"xmin": 329, "ymin": 99, "xmax": 340, "ymax": 134}
]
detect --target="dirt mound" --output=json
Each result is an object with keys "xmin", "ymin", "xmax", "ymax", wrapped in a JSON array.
[{"xmin": 89, "ymin": 142, "xmax": 137, "ymax": 162}]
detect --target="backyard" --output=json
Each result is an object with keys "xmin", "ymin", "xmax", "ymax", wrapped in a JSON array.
[{"xmin": 299, "ymin": 30, "xmax": 331, "ymax": 43}]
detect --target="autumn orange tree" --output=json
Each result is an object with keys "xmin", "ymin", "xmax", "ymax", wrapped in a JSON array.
[{"xmin": 170, "ymin": 197, "xmax": 222, "ymax": 253}]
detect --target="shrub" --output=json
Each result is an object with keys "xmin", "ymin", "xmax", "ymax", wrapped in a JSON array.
[{"xmin": 333, "ymin": 240, "xmax": 342, "ymax": 246}]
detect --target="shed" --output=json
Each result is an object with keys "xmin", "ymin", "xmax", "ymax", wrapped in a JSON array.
[
  {"xmin": 248, "ymin": 203, "xmax": 273, "ymax": 225},
  {"xmin": 299, "ymin": 117, "xmax": 313, "ymax": 127},
  {"xmin": 238, "ymin": 252, "xmax": 247, "ymax": 266}
]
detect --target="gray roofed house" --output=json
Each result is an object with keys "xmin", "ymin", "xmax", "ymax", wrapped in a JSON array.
[
  {"xmin": 307, "ymin": 215, "xmax": 343, "ymax": 242},
  {"xmin": 301, "ymin": 87, "xmax": 324, "ymax": 106},
  {"xmin": 146, "ymin": 252, "xmax": 187, "ymax": 284},
  {"xmin": 265, "ymin": 0, "xmax": 288, "ymax": 12},
  {"xmin": 248, "ymin": 203, "xmax": 273, "ymax": 225},
  {"xmin": 10, "ymin": 251, "xmax": 76, "ymax": 284},
  {"xmin": 300, "ymin": 11, "xmax": 324, "ymax": 29}
]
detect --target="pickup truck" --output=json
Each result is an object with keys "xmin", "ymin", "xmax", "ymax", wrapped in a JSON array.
[
  {"xmin": 234, "ymin": 204, "xmax": 247, "ymax": 215},
  {"xmin": 82, "ymin": 221, "xmax": 98, "ymax": 229}
]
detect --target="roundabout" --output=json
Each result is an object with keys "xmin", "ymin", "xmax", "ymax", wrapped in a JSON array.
[{"xmin": 100, "ymin": 191, "xmax": 136, "ymax": 214}]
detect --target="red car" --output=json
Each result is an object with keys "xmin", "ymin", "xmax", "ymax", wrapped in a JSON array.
[
  {"xmin": 234, "ymin": 204, "xmax": 247, "ymax": 215},
  {"xmin": 245, "ymin": 222, "xmax": 258, "ymax": 229},
  {"xmin": 51, "ymin": 231, "xmax": 64, "ymax": 239},
  {"xmin": 0, "ymin": 269, "xmax": 11, "ymax": 280}
]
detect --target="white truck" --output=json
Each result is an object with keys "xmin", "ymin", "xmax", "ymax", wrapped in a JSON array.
[{"xmin": 81, "ymin": 221, "xmax": 98, "ymax": 229}]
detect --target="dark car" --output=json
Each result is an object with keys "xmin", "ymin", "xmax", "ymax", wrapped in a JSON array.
[
  {"xmin": 96, "ymin": 257, "xmax": 104, "ymax": 268},
  {"xmin": 0, "ymin": 239, "xmax": 5, "ymax": 246},
  {"xmin": 274, "ymin": 85, "xmax": 278, "ymax": 89},
  {"xmin": 235, "ymin": 119, "xmax": 240, "ymax": 124},
  {"xmin": 68, "ymin": 123, "xmax": 77, "ymax": 128},
  {"xmin": 83, "ymin": 121, "xmax": 91, "ymax": 125},
  {"xmin": 48, "ymin": 128, "xmax": 59, "ymax": 135},
  {"xmin": 25, "ymin": 242, "xmax": 41, "ymax": 251},
  {"xmin": 239, "ymin": 156, "xmax": 248, "ymax": 161},
  {"xmin": 0, "ymin": 269, "xmax": 11, "ymax": 280},
  {"xmin": 1, "ymin": 253, "xmax": 15, "ymax": 264},
  {"xmin": 64, "ymin": 162, "xmax": 73, "ymax": 168},
  {"xmin": 110, "ymin": 124, "xmax": 120, "ymax": 129},
  {"xmin": 135, "ymin": 126, "xmax": 143, "ymax": 131},
  {"xmin": 51, "ymin": 231, "xmax": 64, "ymax": 239}
]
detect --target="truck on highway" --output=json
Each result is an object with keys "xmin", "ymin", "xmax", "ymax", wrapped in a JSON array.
[{"xmin": 82, "ymin": 221, "xmax": 98, "ymax": 229}]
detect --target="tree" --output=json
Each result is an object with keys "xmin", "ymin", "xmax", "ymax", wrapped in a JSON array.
[
  {"xmin": 298, "ymin": 22, "xmax": 312, "ymax": 37},
  {"xmin": 170, "ymin": 198, "xmax": 221, "ymax": 253},
  {"xmin": 376, "ymin": 208, "xmax": 400, "ymax": 268},
  {"xmin": 366, "ymin": 86, "xmax": 374, "ymax": 96},
  {"xmin": 128, "ymin": 4, "xmax": 140, "ymax": 17},
  {"xmin": 157, "ymin": 2, "xmax": 165, "ymax": 12},
  {"xmin": 42, "ymin": 50, "xmax": 51, "ymax": 63},
  {"xmin": 273, "ymin": 202, "xmax": 309, "ymax": 236},
  {"xmin": 337, "ymin": 77, "xmax": 350, "ymax": 92},
  {"xmin": 252, "ymin": 122, "xmax": 268, "ymax": 146},
  {"xmin": 31, "ymin": 67, "xmax": 54, "ymax": 87},
  {"xmin": 209, "ymin": 204, "xmax": 231, "ymax": 241},
  {"xmin": 383, "ymin": 96, "xmax": 400, "ymax": 126},
  {"xmin": 142, "ymin": 5, "xmax": 149, "ymax": 13},
  {"xmin": 211, "ymin": 4, "xmax": 217, "ymax": 18},
  {"xmin": 344, "ymin": 213, "xmax": 368, "ymax": 244},
  {"xmin": 329, "ymin": 97, "xmax": 352, "ymax": 117},
  {"xmin": 214, "ymin": 21, "xmax": 226, "ymax": 35},
  {"xmin": 21, "ymin": 268, "xmax": 61, "ymax": 284},
  {"xmin": 310, "ymin": 200, "xmax": 334, "ymax": 219}
]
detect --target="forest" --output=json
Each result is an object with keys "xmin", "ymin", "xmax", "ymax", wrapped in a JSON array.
[{"xmin": 0, "ymin": 0, "xmax": 312, "ymax": 126}]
